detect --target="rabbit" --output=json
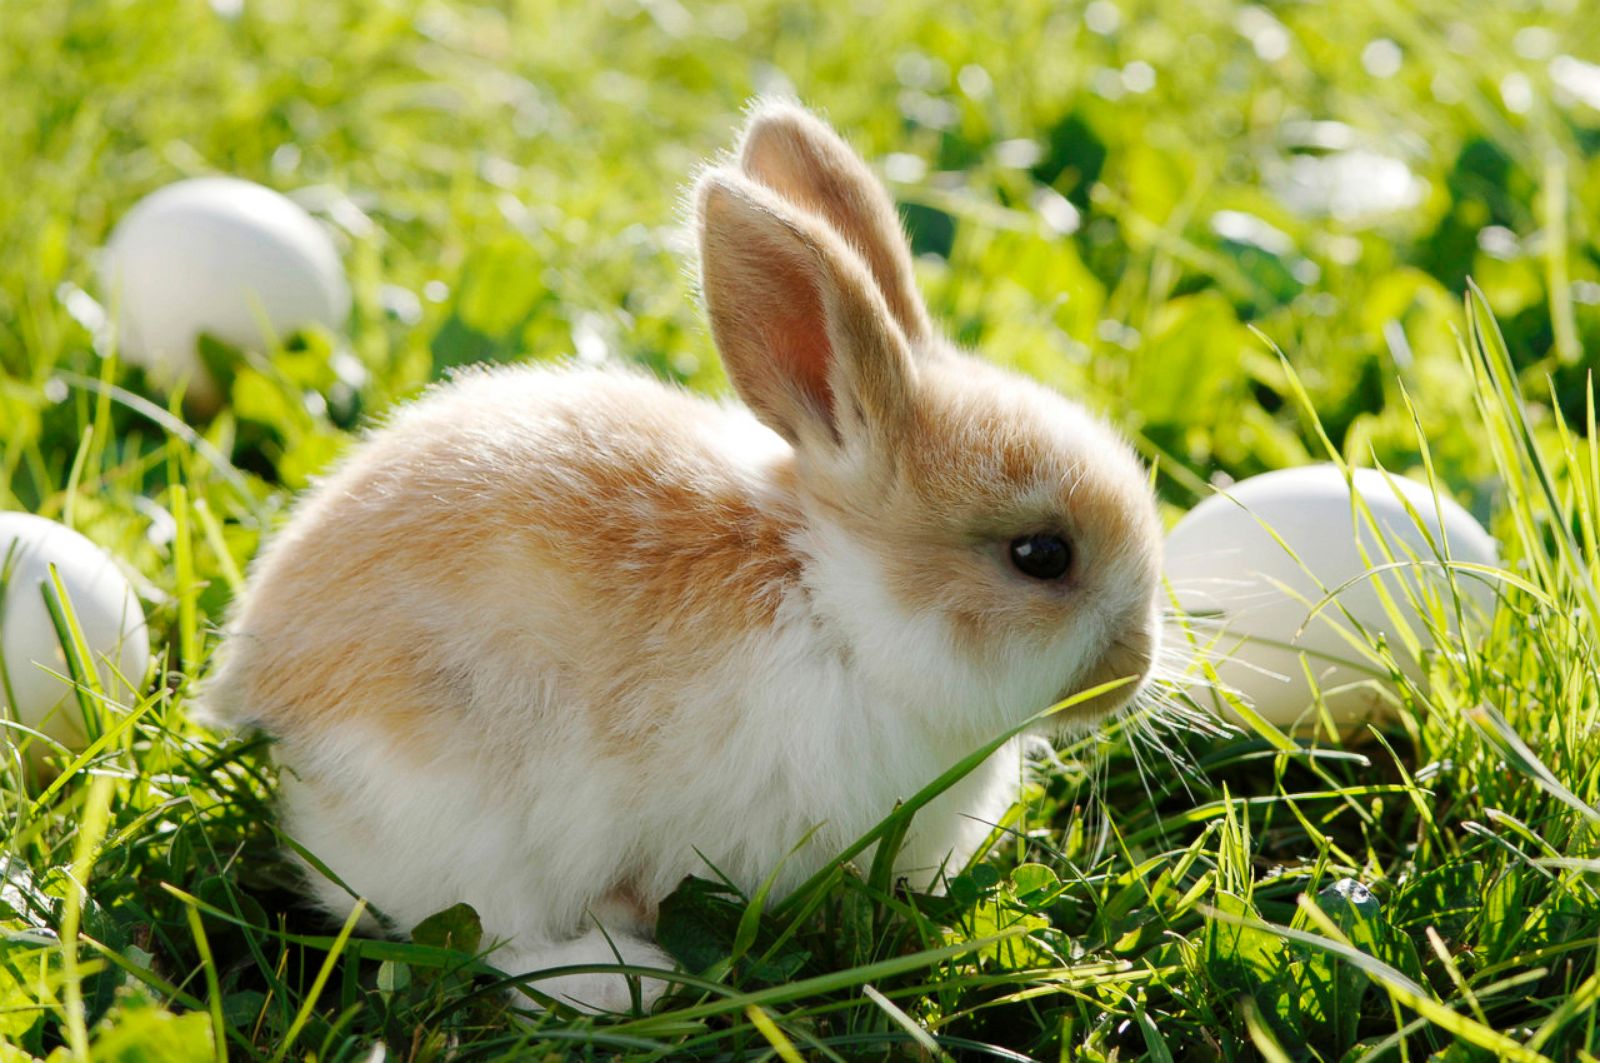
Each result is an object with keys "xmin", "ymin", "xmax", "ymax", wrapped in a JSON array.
[{"xmin": 204, "ymin": 100, "xmax": 1164, "ymax": 1014}]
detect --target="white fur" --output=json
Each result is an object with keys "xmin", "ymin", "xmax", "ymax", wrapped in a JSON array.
[{"xmin": 268, "ymin": 553, "xmax": 1029, "ymax": 1011}]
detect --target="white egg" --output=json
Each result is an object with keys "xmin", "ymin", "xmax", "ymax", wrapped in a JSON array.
[
  {"xmin": 100, "ymin": 177, "xmax": 350, "ymax": 408},
  {"xmin": 0, "ymin": 513, "xmax": 150, "ymax": 756},
  {"xmin": 1164, "ymin": 464, "xmax": 1499, "ymax": 733}
]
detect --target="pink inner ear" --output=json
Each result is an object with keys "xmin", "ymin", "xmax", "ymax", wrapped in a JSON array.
[{"xmin": 761, "ymin": 251, "xmax": 836, "ymax": 423}]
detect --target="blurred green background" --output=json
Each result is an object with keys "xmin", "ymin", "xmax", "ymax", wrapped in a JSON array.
[{"xmin": 4, "ymin": 0, "xmax": 1597, "ymax": 519}]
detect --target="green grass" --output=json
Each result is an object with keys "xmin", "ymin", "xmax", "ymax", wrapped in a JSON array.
[{"xmin": 3, "ymin": 0, "xmax": 1600, "ymax": 1058}]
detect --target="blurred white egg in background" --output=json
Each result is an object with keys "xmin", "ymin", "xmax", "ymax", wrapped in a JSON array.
[
  {"xmin": 1163, "ymin": 464, "xmax": 1499, "ymax": 734},
  {"xmin": 0, "ymin": 512, "xmax": 150, "ymax": 757},
  {"xmin": 100, "ymin": 177, "xmax": 350, "ymax": 409},
  {"xmin": 1267, "ymin": 150, "xmax": 1426, "ymax": 224}
]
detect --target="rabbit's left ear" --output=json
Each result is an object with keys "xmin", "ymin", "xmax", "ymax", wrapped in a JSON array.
[
  {"xmin": 738, "ymin": 100, "xmax": 932, "ymax": 347},
  {"xmin": 697, "ymin": 169, "xmax": 915, "ymax": 453}
]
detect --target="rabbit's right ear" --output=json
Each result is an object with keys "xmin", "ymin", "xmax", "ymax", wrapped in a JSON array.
[
  {"xmin": 697, "ymin": 169, "xmax": 915, "ymax": 453},
  {"xmin": 737, "ymin": 101, "xmax": 931, "ymax": 346}
]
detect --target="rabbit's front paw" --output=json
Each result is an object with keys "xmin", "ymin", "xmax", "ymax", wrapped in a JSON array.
[{"xmin": 500, "ymin": 930, "xmax": 676, "ymax": 1014}]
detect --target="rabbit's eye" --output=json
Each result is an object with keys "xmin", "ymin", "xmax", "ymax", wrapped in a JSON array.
[{"xmin": 1009, "ymin": 533, "xmax": 1072, "ymax": 581}]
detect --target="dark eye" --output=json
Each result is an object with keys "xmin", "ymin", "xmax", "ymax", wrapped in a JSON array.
[{"xmin": 1008, "ymin": 533, "xmax": 1072, "ymax": 581}]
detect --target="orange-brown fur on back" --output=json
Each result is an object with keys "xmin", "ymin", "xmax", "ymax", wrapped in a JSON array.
[{"xmin": 213, "ymin": 369, "xmax": 804, "ymax": 746}]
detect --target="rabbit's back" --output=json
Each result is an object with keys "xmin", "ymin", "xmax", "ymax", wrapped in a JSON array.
[{"xmin": 207, "ymin": 364, "xmax": 804, "ymax": 748}]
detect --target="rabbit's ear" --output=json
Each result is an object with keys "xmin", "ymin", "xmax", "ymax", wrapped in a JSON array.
[
  {"xmin": 737, "ymin": 101, "xmax": 931, "ymax": 346},
  {"xmin": 697, "ymin": 168, "xmax": 914, "ymax": 451}
]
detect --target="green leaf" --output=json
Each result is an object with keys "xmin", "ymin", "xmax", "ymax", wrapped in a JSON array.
[
  {"xmin": 1300, "ymin": 879, "xmax": 1384, "ymax": 1051},
  {"xmin": 654, "ymin": 876, "xmax": 809, "ymax": 985},
  {"xmin": 1205, "ymin": 890, "xmax": 1288, "ymax": 980},
  {"xmin": 0, "ymin": 859, "xmax": 55, "ymax": 931},
  {"xmin": 229, "ymin": 368, "xmax": 299, "ymax": 430},
  {"xmin": 901, "ymin": 201, "xmax": 955, "ymax": 259},
  {"xmin": 945, "ymin": 874, "xmax": 979, "ymax": 908},
  {"xmin": 1314, "ymin": 879, "xmax": 1382, "ymax": 947},
  {"xmin": 1009, "ymin": 863, "xmax": 1063, "ymax": 905},
  {"xmin": 655, "ymin": 877, "xmax": 742, "ymax": 976},
  {"xmin": 220, "ymin": 990, "xmax": 267, "ymax": 1032},
  {"xmin": 1204, "ymin": 889, "xmax": 1298, "ymax": 1048},
  {"xmin": 0, "ymin": 1041, "xmax": 39, "ymax": 1063},
  {"xmin": 0, "ymin": 964, "xmax": 41, "ymax": 1044},
  {"xmin": 455, "ymin": 238, "xmax": 546, "ymax": 338},
  {"xmin": 428, "ymin": 314, "xmax": 503, "ymax": 376},
  {"xmin": 430, "ymin": 237, "xmax": 552, "ymax": 376},
  {"xmin": 194, "ymin": 875, "xmax": 268, "ymax": 943},
  {"xmin": 376, "ymin": 961, "xmax": 410, "ymax": 995},
  {"xmin": 1394, "ymin": 857, "xmax": 1486, "ymax": 927},
  {"xmin": 89, "ymin": 1005, "xmax": 214, "ymax": 1063},
  {"xmin": 410, "ymin": 902, "xmax": 484, "ymax": 956},
  {"xmin": 78, "ymin": 896, "xmax": 132, "ymax": 1026}
]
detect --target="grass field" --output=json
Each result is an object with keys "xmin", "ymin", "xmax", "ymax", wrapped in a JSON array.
[{"xmin": 4, "ymin": 0, "xmax": 1600, "ymax": 1059}]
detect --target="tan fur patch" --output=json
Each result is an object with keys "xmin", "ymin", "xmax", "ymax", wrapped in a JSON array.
[
  {"xmin": 216, "ymin": 370, "xmax": 806, "ymax": 754},
  {"xmin": 597, "ymin": 876, "xmax": 659, "ymax": 929}
]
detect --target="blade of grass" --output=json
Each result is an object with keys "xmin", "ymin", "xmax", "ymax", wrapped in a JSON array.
[
  {"xmin": 171, "ymin": 482, "xmax": 199, "ymax": 673},
  {"xmin": 42, "ymin": 563, "xmax": 106, "ymax": 742},
  {"xmin": 268, "ymin": 899, "xmax": 366, "ymax": 1063},
  {"xmin": 1468, "ymin": 283, "xmax": 1600, "ymax": 639},
  {"xmin": 1240, "ymin": 997, "xmax": 1293, "ymax": 1063},
  {"xmin": 1467, "ymin": 703, "xmax": 1600, "ymax": 825},
  {"xmin": 862, "ymin": 983, "xmax": 953, "ymax": 1063},
  {"xmin": 609, "ymin": 927, "xmax": 1032, "ymax": 1033},
  {"xmin": 743, "ymin": 1005, "xmax": 806, "ymax": 1063},
  {"xmin": 59, "ymin": 773, "xmax": 115, "ymax": 1060},
  {"xmin": 1541, "ymin": 150, "xmax": 1580, "ymax": 366},
  {"xmin": 184, "ymin": 904, "xmax": 229, "ymax": 1063},
  {"xmin": 60, "ymin": 424, "xmax": 92, "ymax": 531}
]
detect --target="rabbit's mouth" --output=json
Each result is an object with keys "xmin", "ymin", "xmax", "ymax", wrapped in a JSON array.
[{"xmin": 1054, "ymin": 626, "xmax": 1157, "ymax": 723}]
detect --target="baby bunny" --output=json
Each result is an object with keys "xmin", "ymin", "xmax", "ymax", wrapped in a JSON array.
[{"xmin": 206, "ymin": 101, "xmax": 1163, "ymax": 1012}]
